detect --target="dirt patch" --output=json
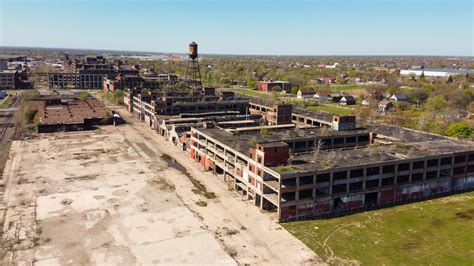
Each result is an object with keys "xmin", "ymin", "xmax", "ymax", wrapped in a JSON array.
[
  {"xmin": 65, "ymin": 174, "xmax": 99, "ymax": 182},
  {"xmin": 148, "ymin": 178, "xmax": 176, "ymax": 191},
  {"xmin": 430, "ymin": 218, "xmax": 444, "ymax": 227},
  {"xmin": 400, "ymin": 241, "xmax": 420, "ymax": 250},
  {"xmin": 216, "ymin": 226, "xmax": 240, "ymax": 237},
  {"xmin": 455, "ymin": 209, "xmax": 474, "ymax": 220},
  {"xmin": 161, "ymin": 154, "xmax": 216, "ymax": 199},
  {"xmin": 61, "ymin": 198, "xmax": 73, "ymax": 205}
]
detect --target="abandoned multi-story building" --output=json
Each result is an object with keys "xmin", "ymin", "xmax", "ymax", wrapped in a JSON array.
[
  {"xmin": 189, "ymin": 122, "xmax": 474, "ymax": 221},
  {"xmin": 124, "ymin": 87, "xmax": 474, "ymax": 222},
  {"xmin": 123, "ymin": 87, "xmax": 249, "ymax": 127},
  {"xmin": 121, "ymin": 43, "xmax": 474, "ymax": 222},
  {"xmin": 48, "ymin": 55, "xmax": 133, "ymax": 89},
  {"xmin": 0, "ymin": 59, "xmax": 32, "ymax": 89}
]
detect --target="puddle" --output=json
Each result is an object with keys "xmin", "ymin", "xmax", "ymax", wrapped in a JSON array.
[{"xmin": 160, "ymin": 153, "xmax": 216, "ymax": 199}]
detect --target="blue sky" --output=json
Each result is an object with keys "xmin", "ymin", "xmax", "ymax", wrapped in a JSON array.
[{"xmin": 0, "ymin": 0, "xmax": 472, "ymax": 55}]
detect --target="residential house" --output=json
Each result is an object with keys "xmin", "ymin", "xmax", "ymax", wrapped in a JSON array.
[
  {"xmin": 378, "ymin": 99, "xmax": 393, "ymax": 113},
  {"xmin": 314, "ymin": 90, "xmax": 332, "ymax": 100},
  {"xmin": 331, "ymin": 94, "xmax": 343, "ymax": 103},
  {"xmin": 340, "ymin": 96, "xmax": 356, "ymax": 105},
  {"xmin": 296, "ymin": 89, "xmax": 315, "ymax": 99},
  {"xmin": 390, "ymin": 93, "xmax": 408, "ymax": 102}
]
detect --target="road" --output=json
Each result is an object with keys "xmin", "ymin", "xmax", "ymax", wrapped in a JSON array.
[{"xmin": 108, "ymin": 104, "xmax": 323, "ymax": 265}]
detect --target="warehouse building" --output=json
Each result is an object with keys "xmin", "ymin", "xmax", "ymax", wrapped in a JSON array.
[{"xmin": 189, "ymin": 123, "xmax": 474, "ymax": 221}]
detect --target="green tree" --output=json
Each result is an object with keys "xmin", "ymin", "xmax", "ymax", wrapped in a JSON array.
[
  {"xmin": 420, "ymin": 71, "xmax": 425, "ymax": 79},
  {"xmin": 445, "ymin": 123, "xmax": 473, "ymax": 138},
  {"xmin": 424, "ymin": 95, "xmax": 447, "ymax": 113},
  {"xmin": 79, "ymin": 91, "xmax": 89, "ymax": 101},
  {"xmin": 291, "ymin": 85, "xmax": 300, "ymax": 95},
  {"xmin": 447, "ymin": 75, "xmax": 453, "ymax": 83}
]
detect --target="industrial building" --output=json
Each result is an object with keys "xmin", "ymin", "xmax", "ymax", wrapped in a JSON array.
[
  {"xmin": 189, "ymin": 122, "xmax": 474, "ymax": 221},
  {"xmin": 400, "ymin": 66, "xmax": 474, "ymax": 78},
  {"xmin": 257, "ymin": 81, "xmax": 292, "ymax": 93},
  {"xmin": 27, "ymin": 93, "xmax": 112, "ymax": 133},
  {"xmin": 48, "ymin": 55, "xmax": 136, "ymax": 89},
  {"xmin": 122, "ymin": 42, "xmax": 474, "ymax": 222},
  {"xmin": 0, "ymin": 59, "xmax": 32, "ymax": 89}
]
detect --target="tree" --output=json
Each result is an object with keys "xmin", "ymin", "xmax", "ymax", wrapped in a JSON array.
[
  {"xmin": 291, "ymin": 85, "xmax": 300, "ymax": 95},
  {"xmin": 247, "ymin": 80, "xmax": 256, "ymax": 88},
  {"xmin": 447, "ymin": 75, "xmax": 453, "ymax": 83},
  {"xmin": 420, "ymin": 71, "xmax": 425, "ymax": 79},
  {"xmin": 424, "ymin": 95, "xmax": 447, "ymax": 114},
  {"xmin": 445, "ymin": 123, "xmax": 473, "ymax": 138}
]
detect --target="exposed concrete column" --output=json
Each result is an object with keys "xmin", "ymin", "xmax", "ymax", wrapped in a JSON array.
[
  {"xmin": 312, "ymin": 174, "xmax": 316, "ymax": 198},
  {"xmin": 329, "ymin": 172, "xmax": 333, "ymax": 195},
  {"xmin": 295, "ymin": 177, "xmax": 300, "ymax": 201},
  {"xmin": 394, "ymin": 164, "xmax": 399, "ymax": 184},
  {"xmin": 346, "ymin": 170, "xmax": 350, "ymax": 193},
  {"xmin": 378, "ymin": 166, "xmax": 382, "ymax": 187},
  {"xmin": 362, "ymin": 167, "xmax": 367, "ymax": 189},
  {"xmin": 408, "ymin": 162, "xmax": 413, "ymax": 183},
  {"xmin": 422, "ymin": 160, "xmax": 427, "ymax": 181}
]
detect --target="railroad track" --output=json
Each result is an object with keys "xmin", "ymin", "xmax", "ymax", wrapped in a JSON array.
[{"xmin": 0, "ymin": 94, "xmax": 23, "ymax": 141}]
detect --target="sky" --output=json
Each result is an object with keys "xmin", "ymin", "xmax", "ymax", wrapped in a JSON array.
[{"xmin": 0, "ymin": 0, "xmax": 473, "ymax": 56}]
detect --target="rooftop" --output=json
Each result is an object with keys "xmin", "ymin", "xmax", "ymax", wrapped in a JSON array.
[{"xmin": 276, "ymin": 139, "xmax": 474, "ymax": 173}]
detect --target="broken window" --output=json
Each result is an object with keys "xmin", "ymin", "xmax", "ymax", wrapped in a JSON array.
[
  {"xmin": 397, "ymin": 175, "xmax": 409, "ymax": 184},
  {"xmin": 440, "ymin": 157, "xmax": 452, "ymax": 166},
  {"xmin": 413, "ymin": 161, "xmax": 425, "ymax": 169},
  {"xmin": 366, "ymin": 179, "xmax": 379, "ymax": 188},
  {"xmin": 282, "ymin": 178, "xmax": 296, "ymax": 187},
  {"xmin": 332, "ymin": 184, "xmax": 346, "ymax": 194},
  {"xmin": 468, "ymin": 154, "xmax": 474, "ymax": 162},
  {"xmin": 426, "ymin": 171, "xmax": 438, "ymax": 180},
  {"xmin": 382, "ymin": 165, "xmax": 395, "ymax": 174},
  {"xmin": 299, "ymin": 189, "xmax": 313, "ymax": 199},
  {"xmin": 381, "ymin": 177, "xmax": 394, "ymax": 186},
  {"xmin": 346, "ymin": 136, "xmax": 356, "ymax": 143},
  {"xmin": 282, "ymin": 192, "xmax": 296, "ymax": 201},
  {"xmin": 349, "ymin": 181, "xmax": 363, "ymax": 191},
  {"xmin": 350, "ymin": 169, "xmax": 364, "ymax": 178},
  {"xmin": 299, "ymin": 175, "xmax": 313, "ymax": 185},
  {"xmin": 316, "ymin": 186, "xmax": 329, "ymax": 197},
  {"xmin": 439, "ymin": 168, "xmax": 451, "ymax": 178},
  {"xmin": 468, "ymin": 165, "xmax": 474, "ymax": 174},
  {"xmin": 333, "ymin": 171, "xmax": 347, "ymax": 180},
  {"xmin": 366, "ymin": 167, "xmax": 380, "ymax": 176},
  {"xmin": 398, "ymin": 163, "xmax": 410, "ymax": 172},
  {"xmin": 454, "ymin": 155, "xmax": 466, "ymax": 164},
  {"xmin": 411, "ymin": 173, "xmax": 423, "ymax": 182},
  {"xmin": 427, "ymin": 159, "xmax": 438, "ymax": 168},
  {"xmin": 316, "ymin": 173, "xmax": 330, "ymax": 183},
  {"xmin": 453, "ymin": 167, "xmax": 465, "ymax": 175}
]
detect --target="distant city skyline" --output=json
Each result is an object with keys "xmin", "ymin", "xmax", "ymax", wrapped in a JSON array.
[{"xmin": 0, "ymin": 0, "xmax": 473, "ymax": 56}]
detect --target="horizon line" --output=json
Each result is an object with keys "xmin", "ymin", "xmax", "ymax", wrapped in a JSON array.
[{"xmin": 0, "ymin": 45, "xmax": 472, "ymax": 58}]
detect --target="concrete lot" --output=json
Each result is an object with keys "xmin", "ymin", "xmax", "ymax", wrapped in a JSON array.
[
  {"xmin": 0, "ymin": 127, "xmax": 234, "ymax": 265},
  {"xmin": 0, "ymin": 105, "xmax": 321, "ymax": 265}
]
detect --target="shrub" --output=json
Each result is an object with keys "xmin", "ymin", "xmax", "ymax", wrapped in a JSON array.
[{"xmin": 445, "ymin": 123, "xmax": 473, "ymax": 138}]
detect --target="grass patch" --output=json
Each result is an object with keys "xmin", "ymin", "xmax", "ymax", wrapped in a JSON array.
[
  {"xmin": 306, "ymin": 105, "xmax": 353, "ymax": 115},
  {"xmin": 282, "ymin": 192, "xmax": 474, "ymax": 265},
  {"xmin": 226, "ymin": 88, "xmax": 273, "ymax": 99},
  {"xmin": 274, "ymin": 165, "xmax": 297, "ymax": 173},
  {"xmin": 0, "ymin": 95, "xmax": 15, "ymax": 108},
  {"xmin": 0, "ymin": 141, "xmax": 12, "ymax": 178},
  {"xmin": 195, "ymin": 200, "xmax": 208, "ymax": 207}
]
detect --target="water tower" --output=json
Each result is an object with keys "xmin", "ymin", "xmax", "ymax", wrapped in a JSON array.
[{"xmin": 185, "ymin": 41, "xmax": 202, "ymax": 95}]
